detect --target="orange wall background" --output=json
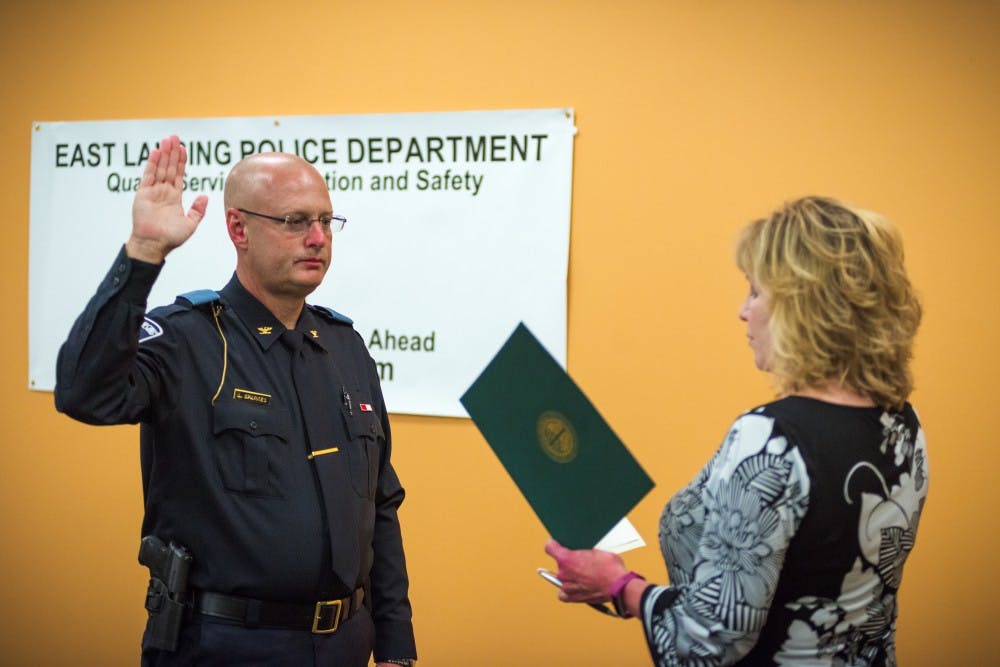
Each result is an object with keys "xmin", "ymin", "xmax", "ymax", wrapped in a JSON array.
[{"xmin": 1, "ymin": 1, "xmax": 996, "ymax": 664}]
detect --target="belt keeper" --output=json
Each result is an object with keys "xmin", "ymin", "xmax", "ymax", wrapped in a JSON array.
[{"xmin": 245, "ymin": 598, "xmax": 261, "ymax": 629}]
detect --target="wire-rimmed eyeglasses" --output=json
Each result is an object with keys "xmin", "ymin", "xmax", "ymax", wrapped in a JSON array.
[{"xmin": 238, "ymin": 208, "xmax": 347, "ymax": 233}]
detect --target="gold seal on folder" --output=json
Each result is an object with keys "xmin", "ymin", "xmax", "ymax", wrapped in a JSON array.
[{"xmin": 537, "ymin": 411, "xmax": 577, "ymax": 463}]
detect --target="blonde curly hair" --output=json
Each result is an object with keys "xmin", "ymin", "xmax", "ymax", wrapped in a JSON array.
[{"xmin": 735, "ymin": 196, "xmax": 922, "ymax": 410}]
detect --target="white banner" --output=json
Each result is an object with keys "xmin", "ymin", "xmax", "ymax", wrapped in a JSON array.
[{"xmin": 29, "ymin": 109, "xmax": 575, "ymax": 417}]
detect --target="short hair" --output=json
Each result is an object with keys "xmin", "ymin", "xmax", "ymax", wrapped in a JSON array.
[{"xmin": 735, "ymin": 196, "xmax": 922, "ymax": 410}]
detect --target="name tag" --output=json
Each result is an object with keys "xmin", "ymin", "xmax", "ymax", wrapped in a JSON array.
[{"xmin": 233, "ymin": 388, "xmax": 271, "ymax": 405}]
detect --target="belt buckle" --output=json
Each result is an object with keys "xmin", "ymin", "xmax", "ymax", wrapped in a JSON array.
[{"xmin": 312, "ymin": 599, "xmax": 342, "ymax": 634}]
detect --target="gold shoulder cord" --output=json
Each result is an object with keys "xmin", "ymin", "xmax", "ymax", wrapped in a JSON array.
[{"xmin": 210, "ymin": 303, "xmax": 229, "ymax": 405}]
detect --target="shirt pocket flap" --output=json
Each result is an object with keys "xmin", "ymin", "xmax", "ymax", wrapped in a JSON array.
[
  {"xmin": 343, "ymin": 410, "xmax": 384, "ymax": 442},
  {"xmin": 213, "ymin": 401, "xmax": 290, "ymax": 441}
]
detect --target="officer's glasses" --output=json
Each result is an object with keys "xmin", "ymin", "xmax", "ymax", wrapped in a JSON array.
[{"xmin": 238, "ymin": 208, "xmax": 347, "ymax": 234}]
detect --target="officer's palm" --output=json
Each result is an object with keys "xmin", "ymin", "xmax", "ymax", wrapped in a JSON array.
[{"xmin": 131, "ymin": 135, "xmax": 207, "ymax": 255}]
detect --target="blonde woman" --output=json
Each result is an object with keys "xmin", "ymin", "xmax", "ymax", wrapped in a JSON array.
[{"xmin": 546, "ymin": 196, "xmax": 927, "ymax": 665}]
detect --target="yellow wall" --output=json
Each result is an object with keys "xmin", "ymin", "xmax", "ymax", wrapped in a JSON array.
[{"xmin": 2, "ymin": 1, "xmax": 996, "ymax": 664}]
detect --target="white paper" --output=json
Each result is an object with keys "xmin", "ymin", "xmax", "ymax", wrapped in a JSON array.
[{"xmin": 593, "ymin": 517, "xmax": 645, "ymax": 553}]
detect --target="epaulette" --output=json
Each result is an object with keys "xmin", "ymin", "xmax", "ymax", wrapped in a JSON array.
[
  {"xmin": 176, "ymin": 289, "xmax": 221, "ymax": 307},
  {"xmin": 309, "ymin": 304, "xmax": 354, "ymax": 325}
]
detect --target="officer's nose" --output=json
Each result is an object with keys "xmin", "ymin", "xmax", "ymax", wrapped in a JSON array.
[{"xmin": 304, "ymin": 220, "xmax": 329, "ymax": 247}]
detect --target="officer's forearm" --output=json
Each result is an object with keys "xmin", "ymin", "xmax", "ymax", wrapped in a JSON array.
[{"xmin": 371, "ymin": 507, "xmax": 415, "ymax": 655}]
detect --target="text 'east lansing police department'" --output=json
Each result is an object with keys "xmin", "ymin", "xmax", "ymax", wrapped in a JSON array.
[{"xmin": 56, "ymin": 134, "xmax": 550, "ymax": 199}]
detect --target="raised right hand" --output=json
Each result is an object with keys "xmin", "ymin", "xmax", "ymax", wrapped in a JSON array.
[{"xmin": 126, "ymin": 135, "xmax": 209, "ymax": 264}]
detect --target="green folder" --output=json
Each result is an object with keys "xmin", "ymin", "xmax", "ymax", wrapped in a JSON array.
[{"xmin": 460, "ymin": 323, "xmax": 654, "ymax": 549}]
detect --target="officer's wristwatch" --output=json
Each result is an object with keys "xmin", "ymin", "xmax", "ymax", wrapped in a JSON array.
[{"xmin": 382, "ymin": 660, "xmax": 415, "ymax": 667}]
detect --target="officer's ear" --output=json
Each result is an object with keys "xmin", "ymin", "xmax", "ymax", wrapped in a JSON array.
[{"xmin": 226, "ymin": 208, "xmax": 249, "ymax": 250}]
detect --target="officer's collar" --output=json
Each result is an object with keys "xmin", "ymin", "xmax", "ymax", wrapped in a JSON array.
[{"xmin": 219, "ymin": 275, "xmax": 329, "ymax": 353}]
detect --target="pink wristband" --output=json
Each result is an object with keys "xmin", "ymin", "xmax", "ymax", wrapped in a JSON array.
[{"xmin": 609, "ymin": 570, "xmax": 645, "ymax": 599}]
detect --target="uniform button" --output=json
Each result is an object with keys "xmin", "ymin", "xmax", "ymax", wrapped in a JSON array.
[
  {"xmin": 369, "ymin": 423, "xmax": 377, "ymax": 434},
  {"xmin": 112, "ymin": 277, "xmax": 120, "ymax": 285},
  {"xmin": 249, "ymin": 420, "xmax": 258, "ymax": 430},
  {"xmin": 117, "ymin": 264, "xmax": 127, "ymax": 273}
]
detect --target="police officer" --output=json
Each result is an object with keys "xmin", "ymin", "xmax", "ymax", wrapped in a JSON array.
[{"xmin": 55, "ymin": 135, "xmax": 416, "ymax": 666}]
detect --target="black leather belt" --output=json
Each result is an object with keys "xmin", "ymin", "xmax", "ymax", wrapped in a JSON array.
[{"xmin": 194, "ymin": 587, "xmax": 365, "ymax": 634}]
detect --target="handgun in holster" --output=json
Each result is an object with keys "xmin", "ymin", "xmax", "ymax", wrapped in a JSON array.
[{"xmin": 138, "ymin": 535, "xmax": 193, "ymax": 652}]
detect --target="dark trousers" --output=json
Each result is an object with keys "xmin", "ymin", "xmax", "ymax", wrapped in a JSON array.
[{"xmin": 140, "ymin": 606, "xmax": 375, "ymax": 667}]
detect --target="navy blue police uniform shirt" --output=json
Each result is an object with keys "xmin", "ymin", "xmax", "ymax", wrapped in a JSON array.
[{"xmin": 55, "ymin": 247, "xmax": 416, "ymax": 658}]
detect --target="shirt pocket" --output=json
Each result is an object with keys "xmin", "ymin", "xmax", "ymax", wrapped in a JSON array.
[
  {"xmin": 341, "ymin": 410, "xmax": 385, "ymax": 500},
  {"xmin": 212, "ymin": 401, "xmax": 291, "ymax": 498}
]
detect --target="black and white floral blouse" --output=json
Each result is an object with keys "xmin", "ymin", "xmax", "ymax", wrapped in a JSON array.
[{"xmin": 642, "ymin": 396, "xmax": 928, "ymax": 666}]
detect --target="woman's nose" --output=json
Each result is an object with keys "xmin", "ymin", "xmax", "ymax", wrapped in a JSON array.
[{"xmin": 738, "ymin": 297, "xmax": 750, "ymax": 322}]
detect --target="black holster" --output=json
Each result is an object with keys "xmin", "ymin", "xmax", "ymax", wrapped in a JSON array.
[{"xmin": 138, "ymin": 535, "xmax": 193, "ymax": 652}]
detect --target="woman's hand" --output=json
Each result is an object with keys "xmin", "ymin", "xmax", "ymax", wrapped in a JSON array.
[{"xmin": 544, "ymin": 539, "xmax": 629, "ymax": 604}]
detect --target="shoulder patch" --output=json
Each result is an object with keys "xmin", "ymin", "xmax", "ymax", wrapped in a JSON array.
[
  {"xmin": 310, "ymin": 304, "xmax": 354, "ymax": 325},
  {"xmin": 176, "ymin": 289, "xmax": 220, "ymax": 307},
  {"xmin": 139, "ymin": 317, "xmax": 164, "ymax": 343}
]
